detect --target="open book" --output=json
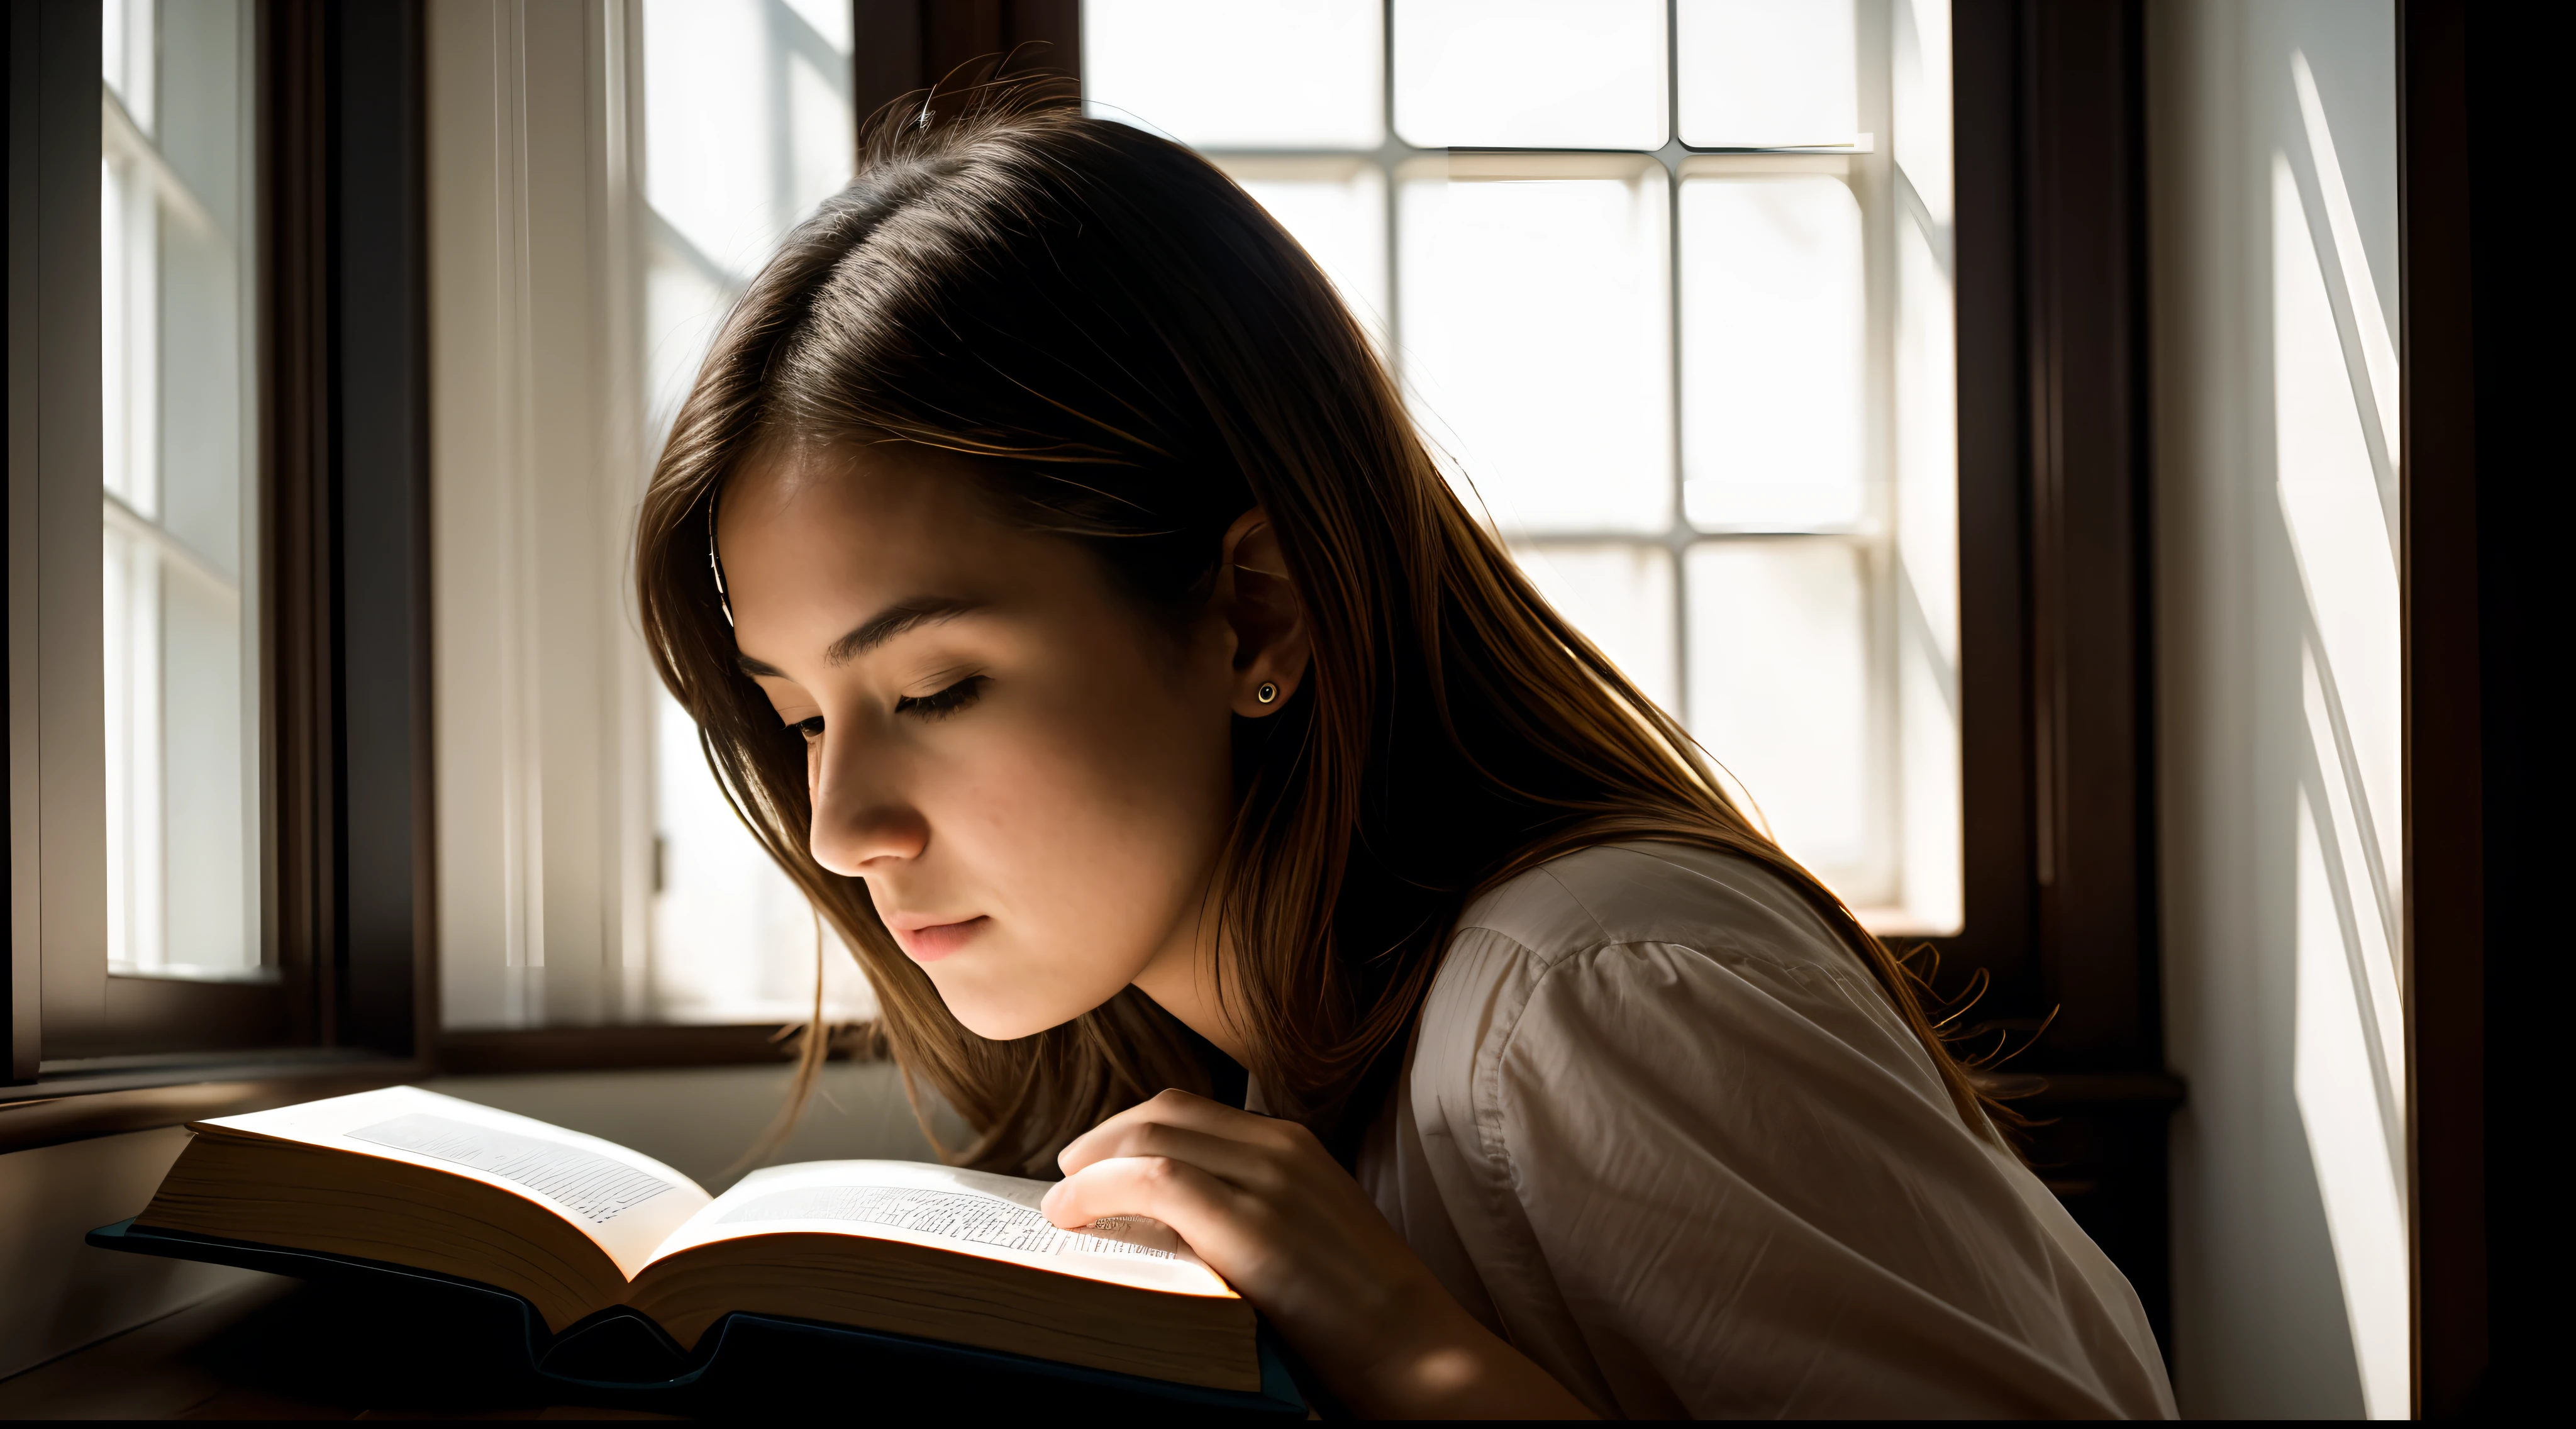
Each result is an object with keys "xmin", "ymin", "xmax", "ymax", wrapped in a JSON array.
[{"xmin": 130, "ymin": 1086, "xmax": 1257, "ymax": 1393}]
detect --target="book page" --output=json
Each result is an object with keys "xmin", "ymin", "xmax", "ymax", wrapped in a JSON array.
[
  {"xmin": 194, "ymin": 1086, "xmax": 711, "ymax": 1279},
  {"xmin": 649, "ymin": 1160, "xmax": 1236, "ymax": 1299}
]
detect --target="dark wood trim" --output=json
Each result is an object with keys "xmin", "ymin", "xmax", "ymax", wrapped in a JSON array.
[
  {"xmin": 0, "ymin": 1055, "xmax": 418, "ymax": 1155},
  {"xmin": 264, "ymin": 0, "xmax": 433, "ymax": 1060},
  {"xmin": 8, "ymin": 0, "xmax": 113, "ymax": 1066},
  {"xmin": 2019, "ymin": 0, "xmax": 2156, "ymax": 1072},
  {"xmin": 328, "ymin": 0, "xmax": 433, "ymax": 1060},
  {"xmin": 850, "ymin": 0, "xmax": 1080, "ymax": 131},
  {"xmin": 2023, "ymin": 1072, "xmax": 2185, "ymax": 1108},
  {"xmin": 2396, "ymin": 2, "xmax": 2483, "ymax": 1416},
  {"xmin": 1940, "ymin": 0, "xmax": 2037, "ymax": 1000},
  {"xmin": 1940, "ymin": 0, "xmax": 2171, "ymax": 1357},
  {"xmin": 2426, "ymin": 3, "xmax": 2575, "ymax": 1413},
  {"xmin": 4, "ymin": 0, "xmax": 46, "ymax": 1085},
  {"xmin": 1933, "ymin": 6, "xmax": 2161, "ymax": 1062},
  {"xmin": 267, "ymin": 0, "xmax": 336, "ymax": 1048},
  {"xmin": 435, "ymin": 1024, "xmax": 882, "ymax": 1077},
  {"xmin": 1932, "ymin": 1, "xmax": 2160, "ymax": 1075}
]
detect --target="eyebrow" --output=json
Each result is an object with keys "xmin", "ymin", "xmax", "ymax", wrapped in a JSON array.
[{"xmin": 733, "ymin": 596, "xmax": 984, "ymax": 679}]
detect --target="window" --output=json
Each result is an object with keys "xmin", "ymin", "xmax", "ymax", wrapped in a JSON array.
[
  {"xmin": 426, "ymin": 0, "xmax": 874, "ymax": 1040},
  {"xmin": 98, "ymin": 0, "xmax": 263, "ymax": 982},
  {"xmin": 13, "ymin": 0, "xmax": 431, "ymax": 1078},
  {"xmin": 640, "ymin": 0, "xmax": 876, "ymax": 1026},
  {"xmin": 1086, "ymin": 0, "xmax": 1961, "ymax": 929}
]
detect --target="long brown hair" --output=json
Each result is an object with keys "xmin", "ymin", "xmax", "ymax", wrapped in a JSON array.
[{"xmin": 636, "ymin": 72, "xmax": 2004, "ymax": 1176}]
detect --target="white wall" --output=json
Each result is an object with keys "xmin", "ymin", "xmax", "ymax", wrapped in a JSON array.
[{"xmin": 2148, "ymin": 0, "xmax": 2406, "ymax": 1417}]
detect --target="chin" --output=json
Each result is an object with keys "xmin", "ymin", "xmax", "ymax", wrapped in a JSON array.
[
  {"xmin": 922, "ymin": 937, "xmax": 1154, "ymax": 1042},
  {"xmin": 935, "ymin": 982, "xmax": 1103, "ymax": 1043}
]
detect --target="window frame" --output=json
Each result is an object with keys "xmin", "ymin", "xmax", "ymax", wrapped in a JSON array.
[{"xmin": 6, "ymin": 0, "xmax": 432, "ymax": 1142}]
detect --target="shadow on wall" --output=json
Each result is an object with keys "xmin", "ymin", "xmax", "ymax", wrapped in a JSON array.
[
  {"xmin": 2153, "ymin": 0, "xmax": 2405, "ymax": 1418},
  {"xmin": 0, "ymin": 1130, "xmax": 274, "ymax": 1382}
]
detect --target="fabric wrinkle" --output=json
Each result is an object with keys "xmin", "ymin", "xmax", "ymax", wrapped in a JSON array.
[{"xmin": 1358, "ymin": 840, "xmax": 2180, "ymax": 1420}]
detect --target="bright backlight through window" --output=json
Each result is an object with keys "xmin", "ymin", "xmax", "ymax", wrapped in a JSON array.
[
  {"xmin": 99, "ymin": 0, "xmax": 262, "ymax": 981},
  {"xmin": 1089, "ymin": 0, "xmax": 1962, "ymax": 930}
]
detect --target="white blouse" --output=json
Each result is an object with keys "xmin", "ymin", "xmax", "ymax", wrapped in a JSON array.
[{"xmin": 1350, "ymin": 842, "xmax": 2178, "ymax": 1419}]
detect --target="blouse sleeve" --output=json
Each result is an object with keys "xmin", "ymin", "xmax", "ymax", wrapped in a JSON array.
[{"xmin": 1401, "ymin": 852, "xmax": 2175, "ymax": 1419}]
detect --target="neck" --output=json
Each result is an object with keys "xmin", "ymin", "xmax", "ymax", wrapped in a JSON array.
[{"xmin": 1129, "ymin": 923, "xmax": 1252, "ymax": 1069}]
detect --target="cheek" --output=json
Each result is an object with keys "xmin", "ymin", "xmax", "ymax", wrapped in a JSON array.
[
  {"xmin": 946, "ymin": 686, "xmax": 1233, "ymax": 904},
  {"xmin": 904, "ymin": 666, "xmax": 1235, "ymax": 1037}
]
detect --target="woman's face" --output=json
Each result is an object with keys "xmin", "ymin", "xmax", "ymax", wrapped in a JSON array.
[{"xmin": 717, "ymin": 443, "xmax": 1302, "ymax": 1042}]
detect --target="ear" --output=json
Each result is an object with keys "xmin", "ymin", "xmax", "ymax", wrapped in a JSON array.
[{"xmin": 1214, "ymin": 508, "xmax": 1312, "ymax": 718}]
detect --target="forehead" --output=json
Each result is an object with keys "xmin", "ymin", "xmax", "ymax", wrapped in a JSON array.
[{"xmin": 719, "ymin": 442, "xmax": 996, "ymax": 588}]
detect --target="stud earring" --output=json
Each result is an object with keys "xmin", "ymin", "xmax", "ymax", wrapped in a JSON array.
[{"xmin": 1256, "ymin": 681, "xmax": 1279, "ymax": 705}]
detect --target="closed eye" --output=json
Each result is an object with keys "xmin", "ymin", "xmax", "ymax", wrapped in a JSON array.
[{"xmin": 897, "ymin": 674, "xmax": 986, "ymax": 720}]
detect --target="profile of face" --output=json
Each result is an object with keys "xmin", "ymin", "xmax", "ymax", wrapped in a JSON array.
[{"xmin": 717, "ymin": 443, "xmax": 1308, "ymax": 1043}]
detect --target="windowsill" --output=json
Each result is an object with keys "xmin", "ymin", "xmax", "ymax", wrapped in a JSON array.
[
  {"xmin": 435, "ymin": 1023, "xmax": 863, "ymax": 1075},
  {"xmin": 1, "ymin": 1025, "xmax": 881, "ymax": 1155},
  {"xmin": 0, "ymin": 1048, "xmax": 423, "ymax": 1155}
]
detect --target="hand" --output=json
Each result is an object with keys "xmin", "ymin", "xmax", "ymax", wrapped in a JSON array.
[{"xmin": 1040, "ymin": 1089, "xmax": 1594, "ymax": 1418}]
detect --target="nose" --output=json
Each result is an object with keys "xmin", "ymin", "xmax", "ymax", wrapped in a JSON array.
[{"xmin": 805, "ymin": 725, "xmax": 928, "ymax": 876}]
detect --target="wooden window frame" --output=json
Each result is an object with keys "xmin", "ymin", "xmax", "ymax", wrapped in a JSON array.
[
  {"xmin": 6, "ymin": 0, "xmax": 433, "ymax": 1150},
  {"xmin": 2398, "ymin": 0, "xmax": 2555, "ymax": 1412},
  {"xmin": 1915, "ymin": 0, "xmax": 2178, "ymax": 1348}
]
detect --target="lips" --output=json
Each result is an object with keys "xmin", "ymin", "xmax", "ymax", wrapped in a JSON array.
[{"xmin": 889, "ymin": 915, "xmax": 989, "ymax": 964}]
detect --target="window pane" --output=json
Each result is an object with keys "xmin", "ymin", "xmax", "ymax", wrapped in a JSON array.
[
  {"xmin": 1680, "ymin": 174, "xmax": 1864, "ymax": 531},
  {"xmin": 1686, "ymin": 540, "xmax": 1870, "ymax": 887},
  {"xmin": 1393, "ymin": 0, "xmax": 1669, "ymax": 151},
  {"xmin": 641, "ymin": 0, "xmax": 870, "ymax": 1024},
  {"xmin": 1216, "ymin": 158, "xmax": 1388, "ymax": 350},
  {"xmin": 1675, "ymin": 0, "xmax": 1858, "ymax": 148},
  {"xmin": 779, "ymin": 0, "xmax": 850, "ymax": 50},
  {"xmin": 1895, "ymin": 218, "xmax": 1961, "ymax": 932},
  {"xmin": 1511, "ymin": 543, "xmax": 1677, "ymax": 715},
  {"xmin": 101, "ymin": 0, "xmax": 261, "ymax": 979},
  {"xmin": 1892, "ymin": 0, "xmax": 1953, "ymax": 225},
  {"xmin": 1401, "ymin": 160, "xmax": 1670, "ymax": 535},
  {"xmin": 1087, "ymin": 0, "xmax": 1384, "ymax": 150},
  {"xmin": 1897, "ymin": 222, "xmax": 1957, "ymax": 668},
  {"xmin": 643, "ymin": 0, "xmax": 853, "ymax": 281},
  {"xmin": 652, "ymin": 690, "xmax": 875, "ymax": 1023}
]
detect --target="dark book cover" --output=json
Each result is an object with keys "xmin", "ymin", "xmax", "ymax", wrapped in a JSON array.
[{"xmin": 89, "ymin": 1218, "xmax": 1309, "ymax": 1418}]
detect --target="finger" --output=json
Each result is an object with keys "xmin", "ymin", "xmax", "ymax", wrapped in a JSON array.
[
  {"xmin": 1039, "ymin": 1155, "xmax": 1250, "ymax": 1243},
  {"xmin": 1059, "ymin": 1120, "xmax": 1299, "ymax": 1195},
  {"xmin": 1059, "ymin": 1088, "xmax": 1307, "ymax": 1174}
]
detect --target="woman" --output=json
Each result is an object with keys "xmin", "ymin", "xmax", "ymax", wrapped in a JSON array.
[{"xmin": 636, "ymin": 76, "xmax": 2176, "ymax": 1419}]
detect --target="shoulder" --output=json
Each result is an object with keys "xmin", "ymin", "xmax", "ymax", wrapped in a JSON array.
[
  {"xmin": 1450, "ymin": 839, "xmax": 1874, "ymax": 984},
  {"xmin": 1409, "ymin": 840, "xmax": 1944, "ymax": 1155}
]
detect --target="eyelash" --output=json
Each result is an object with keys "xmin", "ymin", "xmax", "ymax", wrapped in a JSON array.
[
  {"xmin": 791, "ymin": 676, "xmax": 985, "ymax": 740},
  {"xmin": 897, "ymin": 675, "xmax": 987, "ymax": 721}
]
